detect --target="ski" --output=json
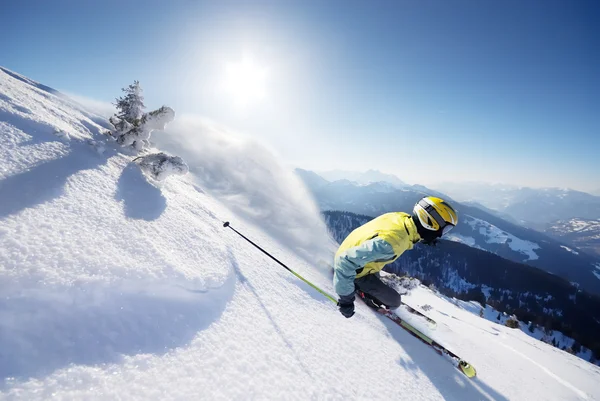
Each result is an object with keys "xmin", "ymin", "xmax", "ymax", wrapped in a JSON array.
[
  {"xmin": 398, "ymin": 302, "xmax": 437, "ymax": 328},
  {"xmin": 364, "ymin": 301, "xmax": 477, "ymax": 378},
  {"xmin": 357, "ymin": 290, "xmax": 437, "ymax": 329}
]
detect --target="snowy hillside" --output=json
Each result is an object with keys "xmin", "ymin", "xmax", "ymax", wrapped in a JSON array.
[
  {"xmin": 449, "ymin": 215, "xmax": 541, "ymax": 261},
  {"xmin": 545, "ymin": 218, "xmax": 600, "ymax": 257},
  {"xmin": 401, "ymin": 287, "xmax": 600, "ymax": 399},
  {"xmin": 418, "ymin": 286, "xmax": 599, "ymax": 364},
  {"xmin": 2, "ymin": 67, "xmax": 600, "ymax": 400},
  {"xmin": 299, "ymin": 172, "xmax": 600, "ymax": 294}
]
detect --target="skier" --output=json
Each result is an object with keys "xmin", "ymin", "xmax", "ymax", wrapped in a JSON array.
[{"xmin": 334, "ymin": 196, "xmax": 458, "ymax": 318}]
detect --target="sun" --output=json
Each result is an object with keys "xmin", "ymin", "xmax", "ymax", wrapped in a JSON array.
[{"xmin": 221, "ymin": 56, "xmax": 268, "ymax": 108}]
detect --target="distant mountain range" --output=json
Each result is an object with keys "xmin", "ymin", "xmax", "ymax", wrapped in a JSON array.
[
  {"xmin": 432, "ymin": 181, "xmax": 600, "ymax": 228},
  {"xmin": 317, "ymin": 169, "xmax": 406, "ymax": 188},
  {"xmin": 295, "ymin": 169, "xmax": 600, "ymax": 294}
]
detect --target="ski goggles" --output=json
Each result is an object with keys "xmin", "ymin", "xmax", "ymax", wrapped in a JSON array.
[{"xmin": 442, "ymin": 223, "xmax": 455, "ymax": 235}]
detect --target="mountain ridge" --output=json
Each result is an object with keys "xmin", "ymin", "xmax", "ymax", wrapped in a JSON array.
[{"xmin": 297, "ymin": 169, "xmax": 600, "ymax": 294}]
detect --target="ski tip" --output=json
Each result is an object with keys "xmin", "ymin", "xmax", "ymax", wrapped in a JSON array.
[{"xmin": 459, "ymin": 360, "xmax": 477, "ymax": 378}]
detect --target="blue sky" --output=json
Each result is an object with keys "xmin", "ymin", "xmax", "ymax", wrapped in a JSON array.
[{"xmin": 2, "ymin": 0, "xmax": 599, "ymax": 191}]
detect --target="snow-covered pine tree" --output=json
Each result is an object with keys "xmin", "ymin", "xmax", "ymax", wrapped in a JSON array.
[
  {"xmin": 114, "ymin": 80, "xmax": 145, "ymax": 125},
  {"xmin": 109, "ymin": 115, "xmax": 133, "ymax": 138},
  {"xmin": 115, "ymin": 106, "xmax": 175, "ymax": 150}
]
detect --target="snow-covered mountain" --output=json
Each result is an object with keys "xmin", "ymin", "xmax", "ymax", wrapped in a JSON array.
[
  {"xmin": 460, "ymin": 200, "xmax": 524, "ymax": 226},
  {"xmin": 433, "ymin": 181, "xmax": 600, "ymax": 227},
  {"xmin": 435, "ymin": 182, "xmax": 600, "ymax": 259},
  {"xmin": 449, "ymin": 215, "xmax": 540, "ymax": 260},
  {"xmin": 2, "ymin": 66, "xmax": 600, "ymax": 400},
  {"xmin": 431, "ymin": 182, "xmax": 521, "ymax": 210},
  {"xmin": 318, "ymin": 168, "xmax": 406, "ymax": 188},
  {"xmin": 544, "ymin": 218, "xmax": 600, "ymax": 257},
  {"xmin": 294, "ymin": 168, "xmax": 330, "ymax": 191},
  {"xmin": 298, "ymin": 170, "xmax": 600, "ymax": 295}
]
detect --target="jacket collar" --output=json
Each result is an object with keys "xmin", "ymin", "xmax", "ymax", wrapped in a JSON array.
[{"xmin": 403, "ymin": 215, "xmax": 421, "ymax": 244}]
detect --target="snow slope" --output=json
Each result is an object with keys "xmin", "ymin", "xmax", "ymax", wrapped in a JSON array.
[
  {"xmin": 420, "ymin": 288, "xmax": 599, "ymax": 365},
  {"xmin": 461, "ymin": 215, "xmax": 541, "ymax": 261},
  {"xmin": 1, "ymin": 67, "xmax": 600, "ymax": 400},
  {"xmin": 403, "ymin": 289, "xmax": 600, "ymax": 401}
]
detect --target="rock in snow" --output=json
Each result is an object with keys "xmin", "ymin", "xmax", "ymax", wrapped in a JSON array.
[{"xmin": 135, "ymin": 152, "xmax": 189, "ymax": 181}]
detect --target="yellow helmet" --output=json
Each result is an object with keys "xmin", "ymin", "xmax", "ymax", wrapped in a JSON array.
[{"xmin": 413, "ymin": 196, "xmax": 458, "ymax": 238}]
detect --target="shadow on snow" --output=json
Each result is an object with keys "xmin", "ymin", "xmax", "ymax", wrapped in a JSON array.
[
  {"xmin": 0, "ymin": 274, "xmax": 235, "ymax": 385},
  {"xmin": 228, "ymin": 248, "xmax": 314, "ymax": 378},
  {"xmin": 115, "ymin": 163, "xmax": 167, "ymax": 221},
  {"xmin": 0, "ymin": 141, "xmax": 108, "ymax": 219},
  {"xmin": 286, "ymin": 270, "xmax": 510, "ymax": 400},
  {"xmin": 377, "ymin": 313, "xmax": 510, "ymax": 401},
  {"xmin": 0, "ymin": 109, "xmax": 60, "ymax": 147}
]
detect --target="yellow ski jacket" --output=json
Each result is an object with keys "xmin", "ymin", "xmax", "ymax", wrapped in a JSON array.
[{"xmin": 333, "ymin": 212, "xmax": 421, "ymax": 296}]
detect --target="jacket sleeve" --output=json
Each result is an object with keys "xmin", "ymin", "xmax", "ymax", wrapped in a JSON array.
[{"xmin": 333, "ymin": 238, "xmax": 396, "ymax": 296}]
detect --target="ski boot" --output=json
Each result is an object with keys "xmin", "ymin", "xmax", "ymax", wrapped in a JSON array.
[{"xmin": 357, "ymin": 290, "xmax": 386, "ymax": 311}]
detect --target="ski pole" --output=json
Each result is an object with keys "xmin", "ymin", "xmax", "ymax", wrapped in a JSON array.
[{"xmin": 223, "ymin": 221, "xmax": 338, "ymax": 305}]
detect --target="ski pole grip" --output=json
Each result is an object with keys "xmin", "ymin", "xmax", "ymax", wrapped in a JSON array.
[{"xmin": 223, "ymin": 221, "xmax": 230, "ymax": 228}]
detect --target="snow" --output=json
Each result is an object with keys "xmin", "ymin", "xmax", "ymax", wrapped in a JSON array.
[
  {"xmin": 590, "ymin": 263, "xmax": 600, "ymax": 280},
  {"xmin": 432, "ymin": 294, "xmax": 593, "ymax": 365},
  {"xmin": 1, "ymin": 67, "xmax": 600, "ymax": 400},
  {"xmin": 361, "ymin": 181, "xmax": 397, "ymax": 193},
  {"xmin": 480, "ymin": 284, "xmax": 493, "ymax": 299},
  {"xmin": 550, "ymin": 218, "xmax": 600, "ymax": 234},
  {"xmin": 445, "ymin": 233, "xmax": 485, "ymax": 251},
  {"xmin": 465, "ymin": 215, "xmax": 541, "ymax": 261},
  {"xmin": 561, "ymin": 245, "xmax": 580, "ymax": 255},
  {"xmin": 404, "ymin": 289, "xmax": 600, "ymax": 400},
  {"xmin": 573, "ymin": 220, "xmax": 590, "ymax": 230},
  {"xmin": 446, "ymin": 233, "xmax": 477, "ymax": 246},
  {"xmin": 570, "ymin": 219, "xmax": 594, "ymax": 232}
]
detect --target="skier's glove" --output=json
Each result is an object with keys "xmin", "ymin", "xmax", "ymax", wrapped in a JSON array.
[{"xmin": 338, "ymin": 292, "xmax": 355, "ymax": 318}]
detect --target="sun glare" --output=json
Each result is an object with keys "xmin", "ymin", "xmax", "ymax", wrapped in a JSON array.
[{"xmin": 221, "ymin": 56, "xmax": 268, "ymax": 108}]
